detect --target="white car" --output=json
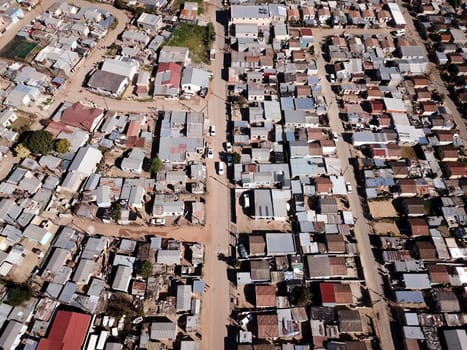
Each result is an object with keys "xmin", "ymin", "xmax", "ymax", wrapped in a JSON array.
[
  {"xmin": 346, "ymin": 182, "xmax": 352, "ymax": 193},
  {"xmin": 209, "ymin": 125, "xmax": 216, "ymax": 136},
  {"xmin": 207, "ymin": 147, "xmax": 214, "ymax": 159},
  {"xmin": 243, "ymin": 193, "xmax": 250, "ymax": 208},
  {"xmin": 226, "ymin": 142, "xmax": 233, "ymax": 153},
  {"xmin": 217, "ymin": 161, "xmax": 225, "ymax": 175}
]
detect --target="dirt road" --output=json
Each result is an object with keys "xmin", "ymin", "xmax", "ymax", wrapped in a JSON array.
[
  {"xmin": 313, "ymin": 30, "xmax": 396, "ymax": 350},
  {"xmin": 198, "ymin": 1, "xmax": 232, "ymax": 349}
]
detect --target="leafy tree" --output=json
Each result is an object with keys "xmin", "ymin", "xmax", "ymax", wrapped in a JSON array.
[
  {"xmin": 110, "ymin": 202, "xmax": 122, "ymax": 222},
  {"xmin": 291, "ymin": 286, "xmax": 313, "ymax": 307},
  {"xmin": 14, "ymin": 143, "xmax": 31, "ymax": 158},
  {"xmin": 138, "ymin": 261, "xmax": 153, "ymax": 279},
  {"xmin": 8, "ymin": 283, "xmax": 33, "ymax": 307},
  {"xmin": 54, "ymin": 139, "xmax": 71, "ymax": 153},
  {"xmin": 150, "ymin": 156, "xmax": 164, "ymax": 174},
  {"xmin": 23, "ymin": 130, "xmax": 53, "ymax": 155}
]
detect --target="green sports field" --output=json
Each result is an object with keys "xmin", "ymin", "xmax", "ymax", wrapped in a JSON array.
[{"xmin": 0, "ymin": 37, "xmax": 41, "ymax": 62}]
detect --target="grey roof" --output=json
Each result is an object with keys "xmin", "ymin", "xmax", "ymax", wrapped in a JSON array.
[
  {"xmin": 181, "ymin": 67, "xmax": 211, "ymax": 89},
  {"xmin": 45, "ymin": 283, "xmax": 63, "ymax": 299},
  {"xmin": 180, "ymin": 341, "xmax": 200, "ymax": 350},
  {"xmin": 0, "ymin": 303, "xmax": 12, "ymax": 330},
  {"xmin": 42, "ymin": 248, "xmax": 69, "ymax": 277},
  {"xmin": 113, "ymin": 254, "xmax": 136, "ymax": 267},
  {"xmin": 156, "ymin": 249, "xmax": 181, "ymax": 265},
  {"xmin": 231, "ymin": 5, "xmax": 269, "ymax": 20},
  {"xmin": 137, "ymin": 12, "xmax": 162, "ymax": 28},
  {"xmin": 23, "ymin": 224, "xmax": 51, "ymax": 245},
  {"xmin": 68, "ymin": 145, "xmax": 103, "ymax": 176},
  {"xmin": 54, "ymin": 227, "xmax": 79, "ymax": 250},
  {"xmin": 58, "ymin": 281, "xmax": 77, "ymax": 304},
  {"xmin": 158, "ymin": 46, "xmax": 189, "ymax": 63},
  {"xmin": 81, "ymin": 236, "xmax": 107, "ymax": 260},
  {"xmin": 150, "ymin": 321, "xmax": 177, "ymax": 339},
  {"xmin": 403, "ymin": 273, "xmax": 431, "ymax": 290},
  {"xmin": 0, "ymin": 320, "xmax": 24, "ymax": 349},
  {"xmin": 253, "ymin": 189, "xmax": 274, "ymax": 218},
  {"xmin": 72, "ymin": 259, "xmax": 96, "ymax": 284},
  {"xmin": 265, "ymin": 233, "xmax": 296, "ymax": 256},
  {"xmin": 176, "ymin": 284, "xmax": 192, "ymax": 312},
  {"xmin": 88, "ymin": 70, "xmax": 127, "ymax": 94},
  {"xmin": 443, "ymin": 329, "xmax": 467, "ymax": 350},
  {"xmin": 112, "ymin": 265, "xmax": 132, "ymax": 292},
  {"xmin": 87, "ymin": 278, "xmax": 106, "ymax": 297}
]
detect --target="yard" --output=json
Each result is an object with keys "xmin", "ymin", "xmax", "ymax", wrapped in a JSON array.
[
  {"xmin": 372, "ymin": 220, "xmax": 401, "ymax": 236},
  {"xmin": 10, "ymin": 115, "xmax": 32, "ymax": 134},
  {"xmin": 167, "ymin": 22, "xmax": 214, "ymax": 64},
  {"xmin": 368, "ymin": 199, "xmax": 398, "ymax": 219}
]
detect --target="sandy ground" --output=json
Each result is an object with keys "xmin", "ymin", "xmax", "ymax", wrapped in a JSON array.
[
  {"xmin": 372, "ymin": 221, "xmax": 401, "ymax": 237},
  {"xmin": 368, "ymin": 200, "xmax": 398, "ymax": 219}
]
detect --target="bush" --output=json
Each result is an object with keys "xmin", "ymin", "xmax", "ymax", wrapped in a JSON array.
[
  {"xmin": 8, "ymin": 283, "xmax": 33, "ymax": 307},
  {"xmin": 137, "ymin": 261, "xmax": 153, "ymax": 279},
  {"xmin": 14, "ymin": 143, "xmax": 30, "ymax": 158},
  {"xmin": 110, "ymin": 202, "xmax": 122, "ymax": 222},
  {"xmin": 150, "ymin": 157, "xmax": 164, "ymax": 174},
  {"xmin": 54, "ymin": 139, "xmax": 71, "ymax": 153},
  {"xmin": 22, "ymin": 130, "xmax": 53, "ymax": 155}
]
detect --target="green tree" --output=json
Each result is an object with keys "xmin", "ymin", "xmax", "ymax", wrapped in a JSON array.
[
  {"xmin": 233, "ymin": 152, "xmax": 241, "ymax": 164},
  {"xmin": 110, "ymin": 202, "xmax": 122, "ymax": 222},
  {"xmin": 54, "ymin": 139, "xmax": 71, "ymax": 153},
  {"xmin": 23, "ymin": 130, "xmax": 53, "ymax": 155},
  {"xmin": 14, "ymin": 143, "xmax": 31, "ymax": 158},
  {"xmin": 8, "ymin": 283, "xmax": 33, "ymax": 307},
  {"xmin": 292, "ymin": 287, "xmax": 313, "ymax": 307},
  {"xmin": 150, "ymin": 156, "xmax": 164, "ymax": 174},
  {"xmin": 138, "ymin": 261, "xmax": 153, "ymax": 279}
]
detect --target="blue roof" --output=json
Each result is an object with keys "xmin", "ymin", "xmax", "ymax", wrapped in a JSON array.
[
  {"xmin": 295, "ymin": 97, "xmax": 315, "ymax": 110},
  {"xmin": 395, "ymin": 290, "xmax": 425, "ymax": 303},
  {"xmin": 280, "ymin": 97, "xmax": 294, "ymax": 111},
  {"xmin": 98, "ymin": 15, "xmax": 116, "ymax": 29},
  {"xmin": 193, "ymin": 280, "xmax": 205, "ymax": 294}
]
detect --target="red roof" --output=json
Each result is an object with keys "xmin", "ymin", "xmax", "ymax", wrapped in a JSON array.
[
  {"xmin": 38, "ymin": 311, "xmax": 91, "ymax": 350},
  {"xmin": 61, "ymin": 102, "xmax": 104, "ymax": 132},
  {"xmin": 126, "ymin": 120, "xmax": 140, "ymax": 137},
  {"xmin": 320, "ymin": 283, "xmax": 336, "ymax": 305},
  {"xmin": 157, "ymin": 62, "xmax": 182, "ymax": 88}
]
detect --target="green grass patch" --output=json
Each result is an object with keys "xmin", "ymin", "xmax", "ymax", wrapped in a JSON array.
[
  {"xmin": 167, "ymin": 22, "xmax": 214, "ymax": 64},
  {"xmin": 172, "ymin": 0, "xmax": 203, "ymax": 14},
  {"xmin": 0, "ymin": 37, "xmax": 40, "ymax": 62}
]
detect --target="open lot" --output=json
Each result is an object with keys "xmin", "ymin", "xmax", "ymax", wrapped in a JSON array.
[
  {"xmin": 368, "ymin": 199, "xmax": 398, "ymax": 219},
  {"xmin": 167, "ymin": 22, "xmax": 213, "ymax": 63},
  {"xmin": 372, "ymin": 220, "xmax": 401, "ymax": 237}
]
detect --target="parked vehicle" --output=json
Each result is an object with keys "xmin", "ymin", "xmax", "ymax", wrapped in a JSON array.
[
  {"xmin": 217, "ymin": 161, "xmax": 225, "ymax": 175},
  {"xmin": 207, "ymin": 147, "xmax": 214, "ymax": 159}
]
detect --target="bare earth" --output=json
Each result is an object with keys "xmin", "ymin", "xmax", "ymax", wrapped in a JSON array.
[
  {"xmin": 368, "ymin": 200, "xmax": 398, "ymax": 219},
  {"xmin": 372, "ymin": 221, "xmax": 401, "ymax": 237}
]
